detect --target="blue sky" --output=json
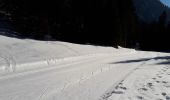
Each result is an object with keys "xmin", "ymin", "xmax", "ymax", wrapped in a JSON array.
[{"xmin": 160, "ymin": 0, "xmax": 170, "ymax": 7}]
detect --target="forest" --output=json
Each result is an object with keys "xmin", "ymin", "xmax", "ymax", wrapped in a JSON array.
[{"xmin": 0, "ymin": 0, "xmax": 170, "ymax": 52}]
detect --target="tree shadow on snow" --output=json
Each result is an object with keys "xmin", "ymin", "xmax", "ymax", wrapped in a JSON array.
[{"xmin": 111, "ymin": 56, "xmax": 170, "ymax": 65}]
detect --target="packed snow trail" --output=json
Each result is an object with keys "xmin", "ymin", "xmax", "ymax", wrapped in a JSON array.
[
  {"xmin": 0, "ymin": 35, "xmax": 170, "ymax": 100},
  {"xmin": 0, "ymin": 50, "xmax": 169, "ymax": 100},
  {"xmin": 0, "ymin": 52, "xmax": 136, "ymax": 100}
]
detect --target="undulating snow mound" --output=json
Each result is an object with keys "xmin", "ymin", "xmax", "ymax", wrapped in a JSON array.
[{"xmin": 0, "ymin": 35, "xmax": 134, "ymax": 73}]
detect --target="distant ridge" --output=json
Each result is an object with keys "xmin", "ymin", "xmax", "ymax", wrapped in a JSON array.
[{"xmin": 133, "ymin": 0, "xmax": 170, "ymax": 23}]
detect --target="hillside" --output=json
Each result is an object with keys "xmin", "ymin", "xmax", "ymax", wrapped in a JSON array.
[{"xmin": 133, "ymin": 0, "xmax": 170, "ymax": 22}]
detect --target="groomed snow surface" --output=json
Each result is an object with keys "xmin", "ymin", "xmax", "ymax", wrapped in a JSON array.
[{"xmin": 0, "ymin": 35, "xmax": 170, "ymax": 100}]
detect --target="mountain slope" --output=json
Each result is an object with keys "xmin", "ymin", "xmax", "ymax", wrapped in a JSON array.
[{"xmin": 133, "ymin": 0, "xmax": 170, "ymax": 22}]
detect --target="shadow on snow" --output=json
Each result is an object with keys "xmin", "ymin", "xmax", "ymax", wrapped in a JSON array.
[{"xmin": 111, "ymin": 56, "xmax": 170, "ymax": 65}]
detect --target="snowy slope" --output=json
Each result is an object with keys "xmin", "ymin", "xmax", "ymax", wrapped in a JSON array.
[
  {"xmin": 0, "ymin": 35, "xmax": 170, "ymax": 100},
  {"xmin": 0, "ymin": 35, "xmax": 134, "ymax": 74}
]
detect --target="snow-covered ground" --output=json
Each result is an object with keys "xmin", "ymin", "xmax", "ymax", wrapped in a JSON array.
[{"xmin": 0, "ymin": 35, "xmax": 170, "ymax": 100}]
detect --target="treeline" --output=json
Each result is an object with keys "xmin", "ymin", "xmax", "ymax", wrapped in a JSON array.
[
  {"xmin": 0, "ymin": 0, "xmax": 170, "ymax": 51},
  {"xmin": 0, "ymin": 0, "xmax": 139, "ymax": 47},
  {"xmin": 139, "ymin": 11, "xmax": 170, "ymax": 52}
]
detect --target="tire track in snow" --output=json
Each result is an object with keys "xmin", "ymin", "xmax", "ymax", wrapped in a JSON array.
[
  {"xmin": 43, "ymin": 51, "xmax": 139, "ymax": 100},
  {"xmin": 33, "ymin": 51, "xmax": 137, "ymax": 100},
  {"xmin": 34, "ymin": 55, "xmax": 117, "ymax": 100}
]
